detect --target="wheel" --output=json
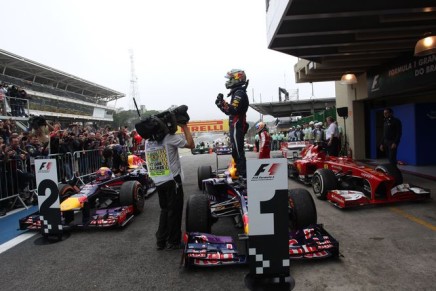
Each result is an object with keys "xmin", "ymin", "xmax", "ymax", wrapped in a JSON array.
[
  {"xmin": 186, "ymin": 194, "xmax": 211, "ymax": 233},
  {"xmin": 375, "ymin": 163, "xmax": 403, "ymax": 185},
  {"xmin": 312, "ymin": 168, "xmax": 337, "ymax": 200},
  {"xmin": 197, "ymin": 166, "xmax": 212, "ymax": 191},
  {"xmin": 288, "ymin": 188, "xmax": 317, "ymax": 230},
  {"xmin": 58, "ymin": 184, "xmax": 78, "ymax": 202},
  {"xmin": 120, "ymin": 180, "xmax": 145, "ymax": 214}
]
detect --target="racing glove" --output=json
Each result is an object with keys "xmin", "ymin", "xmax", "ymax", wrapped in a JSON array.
[{"xmin": 215, "ymin": 93, "xmax": 224, "ymax": 107}]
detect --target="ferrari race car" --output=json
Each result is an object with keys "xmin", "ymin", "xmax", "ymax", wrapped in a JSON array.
[
  {"xmin": 182, "ymin": 161, "xmax": 339, "ymax": 267},
  {"xmin": 288, "ymin": 143, "xmax": 430, "ymax": 208},
  {"xmin": 284, "ymin": 141, "xmax": 307, "ymax": 159},
  {"xmin": 19, "ymin": 164, "xmax": 156, "ymax": 231}
]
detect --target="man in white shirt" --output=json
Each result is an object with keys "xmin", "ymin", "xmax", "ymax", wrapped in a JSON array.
[{"xmin": 325, "ymin": 116, "xmax": 340, "ymax": 156}]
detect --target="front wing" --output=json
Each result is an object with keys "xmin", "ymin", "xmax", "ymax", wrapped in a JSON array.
[
  {"xmin": 183, "ymin": 224, "xmax": 339, "ymax": 267},
  {"xmin": 19, "ymin": 206, "xmax": 135, "ymax": 231}
]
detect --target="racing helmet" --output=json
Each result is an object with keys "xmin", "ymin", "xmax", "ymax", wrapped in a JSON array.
[
  {"xmin": 128, "ymin": 154, "xmax": 144, "ymax": 169},
  {"xmin": 255, "ymin": 122, "xmax": 266, "ymax": 133},
  {"xmin": 225, "ymin": 69, "xmax": 246, "ymax": 89},
  {"xmin": 96, "ymin": 167, "xmax": 113, "ymax": 181}
]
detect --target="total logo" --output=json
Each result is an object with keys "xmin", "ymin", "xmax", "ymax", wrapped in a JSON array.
[
  {"xmin": 251, "ymin": 163, "xmax": 281, "ymax": 181},
  {"xmin": 38, "ymin": 162, "xmax": 53, "ymax": 173}
]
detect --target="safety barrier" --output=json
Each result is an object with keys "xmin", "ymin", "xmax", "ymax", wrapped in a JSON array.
[
  {"xmin": 0, "ymin": 146, "xmax": 134, "ymax": 212},
  {"xmin": 0, "ymin": 158, "xmax": 34, "ymax": 210}
]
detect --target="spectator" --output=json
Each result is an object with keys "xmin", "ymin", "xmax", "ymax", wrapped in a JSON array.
[
  {"xmin": 325, "ymin": 116, "xmax": 340, "ymax": 156},
  {"xmin": 380, "ymin": 107, "xmax": 402, "ymax": 166}
]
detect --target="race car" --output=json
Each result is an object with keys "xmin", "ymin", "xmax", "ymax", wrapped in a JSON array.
[
  {"xmin": 19, "ymin": 162, "xmax": 156, "ymax": 231},
  {"xmin": 182, "ymin": 161, "xmax": 339, "ymax": 267},
  {"xmin": 282, "ymin": 141, "xmax": 307, "ymax": 161},
  {"xmin": 191, "ymin": 144, "xmax": 210, "ymax": 155},
  {"xmin": 244, "ymin": 140, "xmax": 254, "ymax": 151},
  {"xmin": 215, "ymin": 144, "xmax": 232, "ymax": 155},
  {"xmin": 288, "ymin": 143, "xmax": 430, "ymax": 208}
]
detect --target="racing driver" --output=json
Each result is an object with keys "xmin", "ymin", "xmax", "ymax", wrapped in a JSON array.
[{"xmin": 215, "ymin": 69, "xmax": 249, "ymax": 179}]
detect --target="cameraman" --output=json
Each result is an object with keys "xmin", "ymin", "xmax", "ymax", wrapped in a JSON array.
[
  {"xmin": 145, "ymin": 122, "xmax": 194, "ymax": 251},
  {"xmin": 215, "ymin": 69, "xmax": 249, "ymax": 179}
]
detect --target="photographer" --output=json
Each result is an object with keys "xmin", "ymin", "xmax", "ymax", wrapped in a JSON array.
[
  {"xmin": 215, "ymin": 69, "xmax": 249, "ymax": 179},
  {"xmin": 140, "ymin": 107, "xmax": 194, "ymax": 251}
]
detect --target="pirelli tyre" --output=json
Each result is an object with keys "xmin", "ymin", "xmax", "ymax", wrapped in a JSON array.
[
  {"xmin": 288, "ymin": 188, "xmax": 317, "ymax": 230},
  {"xmin": 375, "ymin": 163, "xmax": 403, "ymax": 186},
  {"xmin": 120, "ymin": 180, "xmax": 145, "ymax": 214},
  {"xmin": 197, "ymin": 165, "xmax": 212, "ymax": 191},
  {"xmin": 186, "ymin": 194, "xmax": 211, "ymax": 233},
  {"xmin": 312, "ymin": 168, "xmax": 337, "ymax": 200},
  {"xmin": 58, "ymin": 183, "xmax": 78, "ymax": 202}
]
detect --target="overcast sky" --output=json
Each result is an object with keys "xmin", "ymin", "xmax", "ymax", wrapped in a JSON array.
[{"xmin": 2, "ymin": 0, "xmax": 335, "ymax": 123}]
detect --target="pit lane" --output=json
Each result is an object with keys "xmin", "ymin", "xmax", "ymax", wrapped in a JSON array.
[{"xmin": 0, "ymin": 150, "xmax": 435, "ymax": 290}]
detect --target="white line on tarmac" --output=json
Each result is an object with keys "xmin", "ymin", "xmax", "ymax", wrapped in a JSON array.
[{"xmin": 0, "ymin": 232, "xmax": 37, "ymax": 255}]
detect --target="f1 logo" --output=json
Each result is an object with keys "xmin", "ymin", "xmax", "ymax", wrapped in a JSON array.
[
  {"xmin": 39, "ymin": 162, "xmax": 52, "ymax": 172},
  {"xmin": 254, "ymin": 163, "xmax": 280, "ymax": 177}
]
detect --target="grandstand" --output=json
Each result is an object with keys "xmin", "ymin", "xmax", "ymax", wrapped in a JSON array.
[{"xmin": 0, "ymin": 48, "xmax": 124, "ymax": 129}]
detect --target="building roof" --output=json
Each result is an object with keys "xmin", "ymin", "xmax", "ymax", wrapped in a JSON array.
[
  {"xmin": 250, "ymin": 97, "xmax": 336, "ymax": 118},
  {"xmin": 0, "ymin": 48, "xmax": 124, "ymax": 102},
  {"xmin": 266, "ymin": 0, "xmax": 436, "ymax": 83}
]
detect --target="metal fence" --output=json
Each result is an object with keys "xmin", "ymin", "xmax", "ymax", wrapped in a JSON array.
[{"xmin": 0, "ymin": 148, "xmax": 107, "ymax": 211}]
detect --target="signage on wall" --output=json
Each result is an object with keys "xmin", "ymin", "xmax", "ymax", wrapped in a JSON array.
[{"xmin": 367, "ymin": 54, "xmax": 436, "ymax": 98}]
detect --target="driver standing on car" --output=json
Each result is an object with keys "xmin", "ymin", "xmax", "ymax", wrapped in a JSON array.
[{"xmin": 215, "ymin": 69, "xmax": 249, "ymax": 179}]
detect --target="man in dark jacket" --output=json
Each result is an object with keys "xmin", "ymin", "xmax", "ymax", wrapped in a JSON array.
[
  {"xmin": 215, "ymin": 69, "xmax": 249, "ymax": 179},
  {"xmin": 380, "ymin": 108, "xmax": 402, "ymax": 166}
]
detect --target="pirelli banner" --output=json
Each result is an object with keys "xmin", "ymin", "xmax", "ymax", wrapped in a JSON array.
[{"xmin": 176, "ymin": 119, "xmax": 229, "ymax": 134}]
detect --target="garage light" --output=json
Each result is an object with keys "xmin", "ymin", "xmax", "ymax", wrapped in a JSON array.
[
  {"xmin": 340, "ymin": 73, "xmax": 357, "ymax": 85},
  {"xmin": 414, "ymin": 35, "xmax": 436, "ymax": 56}
]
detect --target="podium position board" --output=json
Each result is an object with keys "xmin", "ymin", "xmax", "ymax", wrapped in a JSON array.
[
  {"xmin": 246, "ymin": 158, "xmax": 292, "ymax": 288},
  {"xmin": 35, "ymin": 159, "xmax": 63, "ymax": 237}
]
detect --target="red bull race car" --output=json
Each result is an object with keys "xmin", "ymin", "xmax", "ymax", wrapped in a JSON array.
[
  {"xmin": 288, "ymin": 143, "xmax": 430, "ymax": 208},
  {"xmin": 182, "ymin": 160, "xmax": 339, "ymax": 267},
  {"xmin": 19, "ymin": 158, "xmax": 156, "ymax": 231}
]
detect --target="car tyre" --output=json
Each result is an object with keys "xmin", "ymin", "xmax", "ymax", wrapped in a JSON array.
[
  {"xmin": 197, "ymin": 165, "xmax": 212, "ymax": 191},
  {"xmin": 120, "ymin": 180, "xmax": 145, "ymax": 214},
  {"xmin": 312, "ymin": 168, "xmax": 337, "ymax": 200},
  {"xmin": 288, "ymin": 188, "xmax": 317, "ymax": 230},
  {"xmin": 186, "ymin": 194, "xmax": 211, "ymax": 233},
  {"xmin": 375, "ymin": 163, "xmax": 403, "ymax": 185}
]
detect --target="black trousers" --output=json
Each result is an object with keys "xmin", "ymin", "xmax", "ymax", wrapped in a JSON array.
[
  {"xmin": 230, "ymin": 122, "xmax": 246, "ymax": 178},
  {"xmin": 327, "ymin": 137, "xmax": 340, "ymax": 157},
  {"xmin": 155, "ymin": 175, "xmax": 184, "ymax": 246},
  {"xmin": 383, "ymin": 142, "xmax": 398, "ymax": 166}
]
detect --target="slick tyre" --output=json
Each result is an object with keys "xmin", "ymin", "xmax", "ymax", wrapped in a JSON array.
[
  {"xmin": 288, "ymin": 188, "xmax": 317, "ymax": 230},
  {"xmin": 375, "ymin": 163, "xmax": 403, "ymax": 185},
  {"xmin": 197, "ymin": 166, "xmax": 212, "ymax": 191},
  {"xmin": 186, "ymin": 194, "xmax": 211, "ymax": 233},
  {"xmin": 312, "ymin": 168, "xmax": 337, "ymax": 200},
  {"xmin": 120, "ymin": 180, "xmax": 145, "ymax": 214}
]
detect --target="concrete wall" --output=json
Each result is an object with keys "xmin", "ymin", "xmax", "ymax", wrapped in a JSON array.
[{"xmin": 334, "ymin": 74, "xmax": 367, "ymax": 160}]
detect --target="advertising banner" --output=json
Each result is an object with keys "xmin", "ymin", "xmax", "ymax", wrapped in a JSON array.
[{"xmin": 176, "ymin": 119, "xmax": 229, "ymax": 134}]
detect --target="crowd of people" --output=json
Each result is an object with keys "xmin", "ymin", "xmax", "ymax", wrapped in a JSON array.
[
  {"xmin": 0, "ymin": 83, "xmax": 30, "ymax": 117},
  {"xmin": 0, "ymin": 120, "xmax": 145, "ymax": 216}
]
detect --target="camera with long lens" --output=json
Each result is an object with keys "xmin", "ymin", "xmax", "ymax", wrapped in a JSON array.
[{"xmin": 135, "ymin": 105, "xmax": 190, "ymax": 141}]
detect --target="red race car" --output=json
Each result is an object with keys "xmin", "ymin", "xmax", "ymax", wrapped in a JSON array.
[{"xmin": 288, "ymin": 143, "xmax": 430, "ymax": 208}]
